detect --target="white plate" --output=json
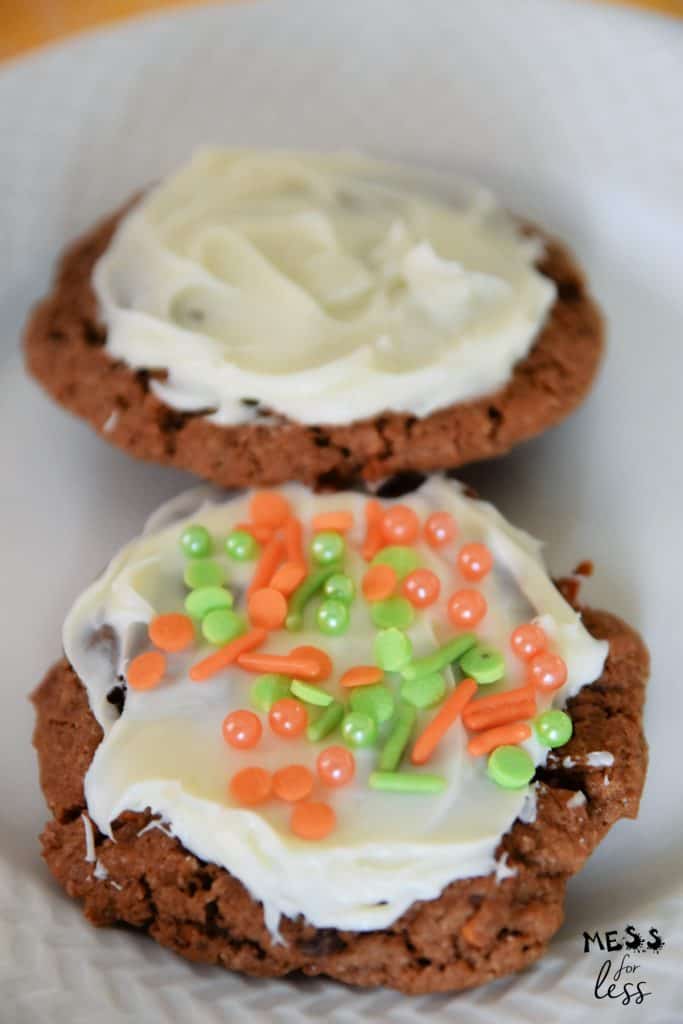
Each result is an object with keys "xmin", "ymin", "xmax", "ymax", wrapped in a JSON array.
[{"xmin": 1, "ymin": 1, "xmax": 681, "ymax": 1020}]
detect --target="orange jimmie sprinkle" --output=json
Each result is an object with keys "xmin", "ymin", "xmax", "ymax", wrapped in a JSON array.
[
  {"xmin": 190, "ymin": 628, "xmax": 267, "ymax": 682},
  {"xmin": 312, "ymin": 510, "xmax": 354, "ymax": 533},
  {"xmin": 411, "ymin": 678, "xmax": 477, "ymax": 765},
  {"xmin": 467, "ymin": 722, "xmax": 532, "ymax": 757},
  {"xmin": 248, "ymin": 535, "xmax": 285, "ymax": 598},
  {"xmin": 361, "ymin": 499, "xmax": 384, "ymax": 561}
]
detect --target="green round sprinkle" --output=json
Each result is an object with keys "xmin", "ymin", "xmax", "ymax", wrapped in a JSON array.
[
  {"xmin": 487, "ymin": 745, "xmax": 535, "ymax": 789},
  {"xmin": 401, "ymin": 634, "xmax": 476, "ymax": 681},
  {"xmin": 400, "ymin": 672, "xmax": 446, "ymax": 710},
  {"xmin": 459, "ymin": 643, "xmax": 505, "ymax": 685},
  {"xmin": 286, "ymin": 564, "xmax": 340, "ymax": 631},
  {"xmin": 291, "ymin": 680, "xmax": 333, "ymax": 707},
  {"xmin": 183, "ymin": 559, "xmax": 224, "ymax": 589},
  {"xmin": 350, "ymin": 684, "xmax": 395, "ymax": 725},
  {"xmin": 250, "ymin": 674, "xmax": 291, "ymax": 712},
  {"xmin": 379, "ymin": 703, "xmax": 416, "ymax": 772},
  {"xmin": 184, "ymin": 586, "xmax": 233, "ymax": 620},
  {"xmin": 180, "ymin": 524, "xmax": 212, "ymax": 559},
  {"xmin": 371, "ymin": 596, "xmax": 414, "ymax": 630},
  {"xmin": 369, "ymin": 771, "xmax": 447, "ymax": 794},
  {"xmin": 201, "ymin": 608, "xmax": 244, "ymax": 646},
  {"xmin": 371, "ymin": 545, "xmax": 420, "ymax": 580},
  {"xmin": 341, "ymin": 711, "xmax": 378, "ymax": 748},
  {"xmin": 316, "ymin": 598, "xmax": 350, "ymax": 636},
  {"xmin": 323, "ymin": 573, "xmax": 355, "ymax": 603},
  {"xmin": 311, "ymin": 531, "xmax": 345, "ymax": 565},
  {"xmin": 535, "ymin": 709, "xmax": 573, "ymax": 748},
  {"xmin": 225, "ymin": 529, "xmax": 259, "ymax": 561},
  {"xmin": 307, "ymin": 700, "xmax": 344, "ymax": 743},
  {"xmin": 374, "ymin": 628, "xmax": 413, "ymax": 672}
]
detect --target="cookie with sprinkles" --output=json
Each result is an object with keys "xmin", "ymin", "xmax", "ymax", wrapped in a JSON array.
[
  {"xmin": 31, "ymin": 479, "xmax": 648, "ymax": 993},
  {"xmin": 24, "ymin": 149, "xmax": 603, "ymax": 488}
]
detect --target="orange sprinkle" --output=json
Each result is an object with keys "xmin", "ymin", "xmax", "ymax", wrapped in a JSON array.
[
  {"xmin": 361, "ymin": 499, "xmax": 384, "ymax": 561},
  {"xmin": 148, "ymin": 612, "xmax": 194, "ymax": 653},
  {"xmin": 250, "ymin": 491, "xmax": 292, "ymax": 529},
  {"xmin": 312, "ymin": 510, "xmax": 354, "ymax": 533},
  {"xmin": 248, "ymin": 535, "xmax": 285, "ymax": 597},
  {"xmin": 269, "ymin": 561, "xmax": 307, "ymax": 596},
  {"xmin": 290, "ymin": 645, "xmax": 333, "ymax": 682},
  {"xmin": 467, "ymin": 722, "xmax": 532, "ymax": 757},
  {"xmin": 235, "ymin": 521, "xmax": 273, "ymax": 544},
  {"xmin": 229, "ymin": 766, "xmax": 272, "ymax": 806},
  {"xmin": 237, "ymin": 648, "xmax": 329, "ymax": 681},
  {"xmin": 340, "ymin": 665, "xmax": 384, "ymax": 688},
  {"xmin": 284, "ymin": 516, "xmax": 306, "ymax": 570},
  {"xmin": 127, "ymin": 650, "xmax": 166, "ymax": 691},
  {"xmin": 272, "ymin": 764, "xmax": 314, "ymax": 802},
  {"xmin": 411, "ymin": 678, "xmax": 478, "ymax": 765},
  {"xmin": 291, "ymin": 801, "xmax": 336, "ymax": 840},
  {"xmin": 462, "ymin": 683, "xmax": 535, "ymax": 714},
  {"xmin": 463, "ymin": 698, "xmax": 537, "ymax": 733},
  {"xmin": 362, "ymin": 563, "xmax": 397, "ymax": 602},
  {"xmin": 189, "ymin": 628, "xmax": 267, "ymax": 683},
  {"xmin": 248, "ymin": 587, "xmax": 288, "ymax": 630}
]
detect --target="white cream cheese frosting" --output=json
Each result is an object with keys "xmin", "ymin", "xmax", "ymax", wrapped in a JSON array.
[
  {"xmin": 63, "ymin": 479, "xmax": 606, "ymax": 936},
  {"xmin": 93, "ymin": 149, "xmax": 556, "ymax": 425}
]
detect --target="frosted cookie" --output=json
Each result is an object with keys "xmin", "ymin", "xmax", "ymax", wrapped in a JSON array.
[
  {"xmin": 24, "ymin": 150, "xmax": 603, "ymax": 488},
  {"xmin": 32, "ymin": 480, "xmax": 647, "ymax": 993}
]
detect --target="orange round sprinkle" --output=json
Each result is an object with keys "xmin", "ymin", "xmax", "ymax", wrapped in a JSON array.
[
  {"xmin": 272, "ymin": 764, "xmax": 314, "ymax": 802},
  {"xmin": 312, "ymin": 511, "xmax": 354, "ymax": 533},
  {"xmin": 317, "ymin": 746, "xmax": 356, "ymax": 787},
  {"xmin": 402, "ymin": 569, "xmax": 441, "ymax": 609},
  {"xmin": 127, "ymin": 650, "xmax": 166, "ymax": 691},
  {"xmin": 269, "ymin": 697, "xmax": 308, "ymax": 738},
  {"xmin": 362, "ymin": 563, "xmax": 397, "ymax": 602},
  {"xmin": 340, "ymin": 665, "xmax": 384, "ymax": 688},
  {"xmin": 148, "ymin": 613, "xmax": 194, "ymax": 653},
  {"xmin": 269, "ymin": 562, "xmax": 307, "ymax": 596},
  {"xmin": 250, "ymin": 491, "xmax": 292, "ymax": 529},
  {"xmin": 510, "ymin": 623, "xmax": 547, "ymax": 662},
  {"xmin": 448, "ymin": 588, "xmax": 488, "ymax": 628},
  {"xmin": 457, "ymin": 542, "xmax": 493, "ymax": 582},
  {"xmin": 291, "ymin": 801, "xmax": 336, "ymax": 840},
  {"xmin": 528, "ymin": 652, "xmax": 568, "ymax": 692},
  {"xmin": 424, "ymin": 511, "xmax": 456, "ymax": 548},
  {"xmin": 381, "ymin": 504, "xmax": 420, "ymax": 545},
  {"xmin": 222, "ymin": 709, "xmax": 263, "ymax": 750},
  {"xmin": 248, "ymin": 587, "xmax": 288, "ymax": 630},
  {"xmin": 289, "ymin": 645, "xmax": 333, "ymax": 682},
  {"xmin": 229, "ymin": 766, "xmax": 272, "ymax": 806}
]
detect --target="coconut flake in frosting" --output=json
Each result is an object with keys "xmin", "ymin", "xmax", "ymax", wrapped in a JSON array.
[
  {"xmin": 93, "ymin": 149, "xmax": 556, "ymax": 426},
  {"xmin": 63, "ymin": 479, "xmax": 606, "ymax": 937}
]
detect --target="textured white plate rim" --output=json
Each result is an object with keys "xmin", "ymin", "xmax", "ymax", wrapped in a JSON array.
[{"xmin": 1, "ymin": 1, "xmax": 682, "ymax": 1021}]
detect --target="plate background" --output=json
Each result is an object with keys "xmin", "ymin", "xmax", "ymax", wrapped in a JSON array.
[{"xmin": 1, "ymin": 0, "xmax": 681, "ymax": 1019}]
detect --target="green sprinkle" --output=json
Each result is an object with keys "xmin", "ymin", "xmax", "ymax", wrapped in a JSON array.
[
  {"xmin": 311, "ymin": 531, "xmax": 345, "ymax": 565},
  {"xmin": 459, "ymin": 643, "xmax": 505, "ymax": 685},
  {"xmin": 250, "ymin": 674, "xmax": 291, "ymax": 712},
  {"xmin": 487, "ymin": 745, "xmax": 535, "ymax": 789},
  {"xmin": 401, "ymin": 633, "xmax": 476, "ymax": 681},
  {"xmin": 286, "ymin": 564, "xmax": 340, "ymax": 631},
  {"xmin": 184, "ymin": 586, "xmax": 233, "ymax": 620},
  {"xmin": 180, "ymin": 524, "xmax": 212, "ymax": 559},
  {"xmin": 535, "ymin": 709, "xmax": 573, "ymax": 748},
  {"xmin": 374, "ymin": 628, "xmax": 413, "ymax": 671},
  {"xmin": 371, "ymin": 596, "xmax": 415, "ymax": 630},
  {"xmin": 291, "ymin": 680, "xmax": 334, "ymax": 706},
  {"xmin": 201, "ymin": 608, "xmax": 244, "ymax": 646},
  {"xmin": 341, "ymin": 711, "xmax": 378, "ymax": 748},
  {"xmin": 316, "ymin": 599, "xmax": 350, "ymax": 636},
  {"xmin": 307, "ymin": 700, "xmax": 344, "ymax": 742},
  {"xmin": 183, "ymin": 559, "xmax": 224, "ymax": 589},
  {"xmin": 369, "ymin": 771, "xmax": 447, "ymax": 794},
  {"xmin": 400, "ymin": 672, "xmax": 446, "ymax": 709},
  {"xmin": 371, "ymin": 545, "xmax": 420, "ymax": 580},
  {"xmin": 323, "ymin": 573, "xmax": 355, "ymax": 603},
  {"xmin": 378, "ymin": 702, "xmax": 416, "ymax": 771},
  {"xmin": 350, "ymin": 684, "xmax": 395, "ymax": 725},
  {"xmin": 225, "ymin": 529, "xmax": 259, "ymax": 561}
]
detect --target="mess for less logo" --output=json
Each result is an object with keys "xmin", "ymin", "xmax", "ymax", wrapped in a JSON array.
[{"xmin": 583, "ymin": 927, "xmax": 664, "ymax": 1006}]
